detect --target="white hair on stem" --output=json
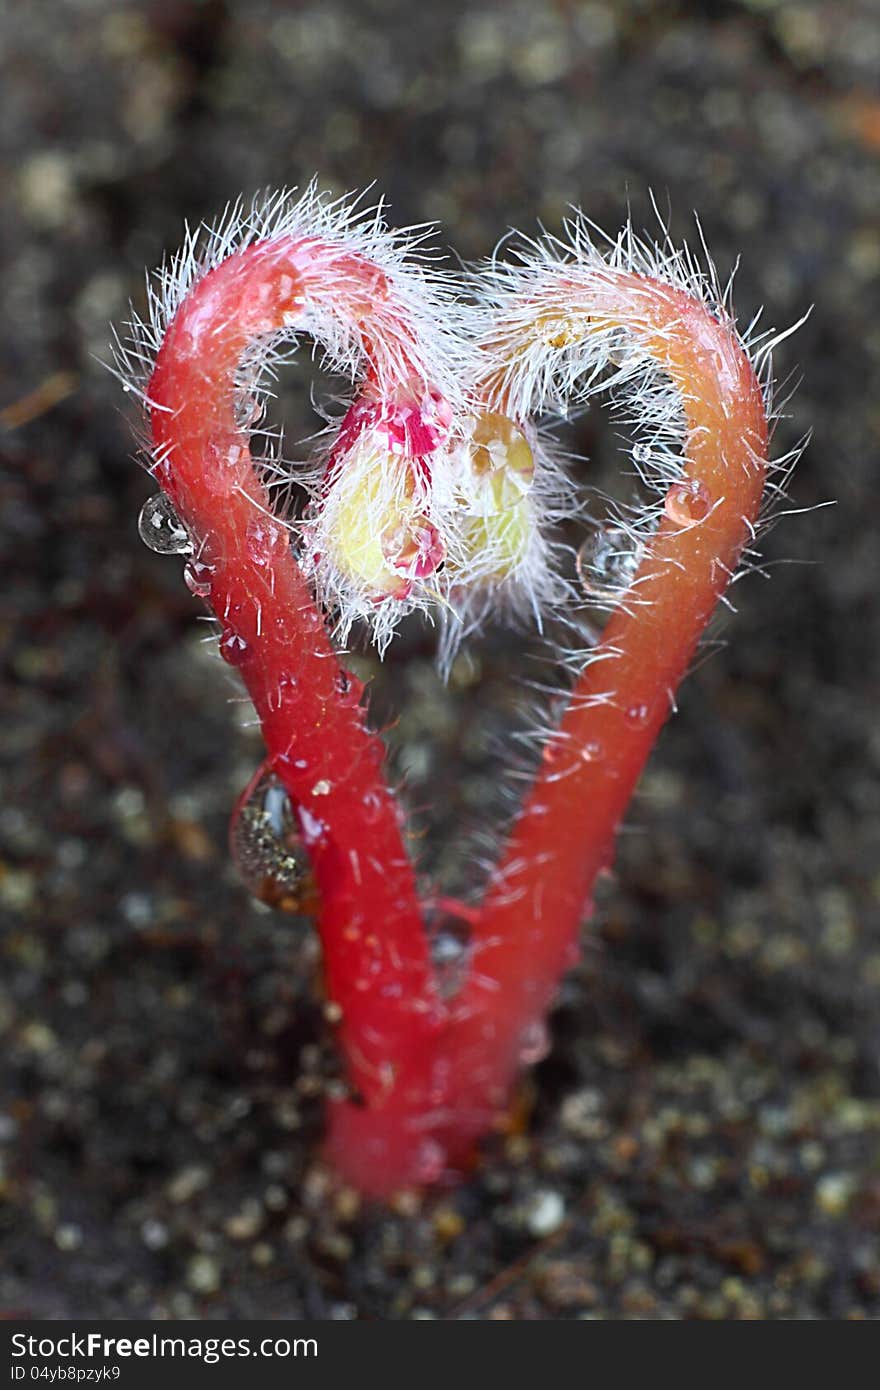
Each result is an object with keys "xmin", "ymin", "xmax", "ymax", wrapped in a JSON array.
[
  {"xmin": 458, "ymin": 207, "xmax": 810, "ymax": 748},
  {"xmin": 112, "ymin": 181, "xmax": 470, "ymax": 407},
  {"xmin": 472, "ymin": 207, "xmax": 808, "ymax": 593},
  {"xmin": 111, "ymin": 190, "xmax": 807, "ymax": 679}
]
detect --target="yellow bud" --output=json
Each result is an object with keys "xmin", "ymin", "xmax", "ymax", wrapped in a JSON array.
[
  {"xmin": 321, "ymin": 433, "xmax": 442, "ymax": 600},
  {"xmin": 454, "ymin": 413, "xmax": 535, "ymax": 581}
]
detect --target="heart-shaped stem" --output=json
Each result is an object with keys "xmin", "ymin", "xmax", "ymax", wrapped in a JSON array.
[{"xmin": 130, "ymin": 205, "xmax": 772, "ymax": 1197}]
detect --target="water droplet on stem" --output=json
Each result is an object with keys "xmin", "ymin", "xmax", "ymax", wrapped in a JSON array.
[
  {"xmin": 245, "ymin": 516, "xmax": 288, "ymax": 567},
  {"xmin": 230, "ymin": 770, "xmax": 317, "ymax": 914},
  {"xmin": 138, "ymin": 494, "xmax": 193, "ymax": 555},
  {"xmin": 219, "ymin": 630, "xmax": 249, "ymax": 665},
  {"xmin": 576, "ymin": 524, "xmax": 642, "ymax": 603},
  {"xmin": 624, "ymin": 702, "xmax": 650, "ymax": 728},
  {"xmin": 183, "ymin": 559, "xmax": 214, "ymax": 598},
  {"xmin": 665, "ymin": 478, "xmax": 712, "ymax": 528}
]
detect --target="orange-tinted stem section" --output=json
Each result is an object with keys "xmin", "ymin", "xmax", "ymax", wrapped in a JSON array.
[{"xmin": 448, "ymin": 272, "xmax": 768, "ymax": 1117}]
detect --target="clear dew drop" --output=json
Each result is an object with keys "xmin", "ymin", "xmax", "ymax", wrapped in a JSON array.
[
  {"xmin": 229, "ymin": 770, "xmax": 316, "ymax": 914},
  {"xmin": 518, "ymin": 1019, "xmax": 551, "ymax": 1065},
  {"xmin": 380, "ymin": 511, "xmax": 444, "ymax": 582},
  {"xmin": 576, "ymin": 524, "xmax": 642, "ymax": 603},
  {"xmin": 219, "ymin": 629, "xmax": 249, "ymax": 665},
  {"xmin": 632, "ymin": 442, "xmax": 653, "ymax": 465},
  {"xmin": 138, "ymin": 494, "xmax": 193, "ymax": 556},
  {"xmin": 665, "ymin": 478, "xmax": 713, "ymax": 528},
  {"xmin": 245, "ymin": 515, "xmax": 288, "ymax": 567},
  {"xmin": 183, "ymin": 559, "xmax": 214, "ymax": 598}
]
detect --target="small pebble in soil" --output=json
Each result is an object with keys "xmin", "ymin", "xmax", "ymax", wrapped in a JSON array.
[
  {"xmin": 54, "ymin": 1223, "xmax": 83, "ymax": 1252},
  {"xmin": 141, "ymin": 1219, "xmax": 169, "ymax": 1250},
  {"xmin": 224, "ymin": 1198, "xmax": 264, "ymax": 1241},
  {"xmin": 166, "ymin": 1164, "xmax": 211, "ymax": 1205},
  {"xmin": 187, "ymin": 1253, "xmax": 221, "ymax": 1295},
  {"xmin": 815, "ymin": 1172, "xmax": 855, "ymax": 1217},
  {"xmin": 525, "ymin": 1189, "xmax": 566, "ymax": 1237}
]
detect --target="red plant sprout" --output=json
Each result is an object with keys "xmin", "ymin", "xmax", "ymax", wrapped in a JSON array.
[
  {"xmin": 114, "ymin": 188, "xmax": 795, "ymax": 1196},
  {"xmin": 118, "ymin": 189, "xmax": 461, "ymax": 1124}
]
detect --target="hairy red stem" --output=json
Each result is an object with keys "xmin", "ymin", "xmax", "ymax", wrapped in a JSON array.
[
  {"xmin": 147, "ymin": 239, "xmax": 447, "ymax": 1112},
  {"xmin": 455, "ymin": 274, "xmax": 767, "ymax": 1138}
]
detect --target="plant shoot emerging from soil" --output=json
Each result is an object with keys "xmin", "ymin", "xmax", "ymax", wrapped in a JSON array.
[{"xmin": 112, "ymin": 186, "xmax": 798, "ymax": 1195}]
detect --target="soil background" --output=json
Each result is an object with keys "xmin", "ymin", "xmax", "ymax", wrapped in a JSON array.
[{"xmin": 2, "ymin": 0, "xmax": 879, "ymax": 1319}]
